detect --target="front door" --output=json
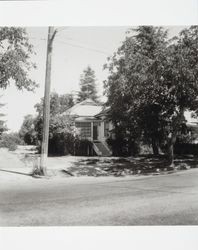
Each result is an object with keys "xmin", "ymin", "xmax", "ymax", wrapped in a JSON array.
[{"xmin": 93, "ymin": 124, "xmax": 98, "ymax": 141}]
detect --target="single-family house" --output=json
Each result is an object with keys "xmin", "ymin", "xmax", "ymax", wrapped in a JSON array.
[
  {"xmin": 63, "ymin": 98, "xmax": 113, "ymax": 156},
  {"xmin": 63, "ymin": 99, "xmax": 198, "ymax": 156},
  {"xmin": 185, "ymin": 112, "xmax": 198, "ymax": 143}
]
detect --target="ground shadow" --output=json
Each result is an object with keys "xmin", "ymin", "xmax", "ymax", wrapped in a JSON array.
[
  {"xmin": 0, "ymin": 169, "xmax": 32, "ymax": 177},
  {"xmin": 67, "ymin": 155, "xmax": 198, "ymax": 177}
]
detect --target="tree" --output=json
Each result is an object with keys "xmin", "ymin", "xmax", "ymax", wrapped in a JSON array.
[
  {"xmin": 33, "ymin": 92, "xmax": 75, "ymax": 153},
  {"xmin": 0, "ymin": 132, "xmax": 24, "ymax": 151},
  {"xmin": 104, "ymin": 26, "xmax": 198, "ymax": 165},
  {"xmin": 34, "ymin": 92, "xmax": 74, "ymax": 117},
  {"xmin": 0, "ymin": 27, "xmax": 37, "ymax": 91},
  {"xmin": 0, "ymin": 96, "xmax": 8, "ymax": 137},
  {"xmin": 0, "ymin": 96, "xmax": 8, "ymax": 138},
  {"xmin": 47, "ymin": 114, "xmax": 76, "ymax": 156},
  {"xmin": 77, "ymin": 66, "xmax": 98, "ymax": 102},
  {"xmin": 104, "ymin": 26, "xmax": 168, "ymax": 155},
  {"xmin": 19, "ymin": 92, "xmax": 74, "ymax": 153},
  {"xmin": 159, "ymin": 26, "xmax": 198, "ymax": 164},
  {"xmin": 0, "ymin": 27, "xmax": 36, "ymax": 139},
  {"xmin": 19, "ymin": 114, "xmax": 37, "ymax": 145}
]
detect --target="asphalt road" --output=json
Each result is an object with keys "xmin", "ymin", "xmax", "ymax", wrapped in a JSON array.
[{"xmin": 0, "ymin": 169, "xmax": 198, "ymax": 226}]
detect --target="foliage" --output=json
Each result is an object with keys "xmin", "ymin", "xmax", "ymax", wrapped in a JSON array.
[
  {"xmin": 34, "ymin": 92, "xmax": 74, "ymax": 137},
  {"xmin": 23, "ymin": 92, "xmax": 76, "ymax": 155},
  {"xmin": 36, "ymin": 114, "xmax": 94, "ymax": 156},
  {"xmin": 0, "ymin": 27, "xmax": 37, "ymax": 91},
  {"xmin": 0, "ymin": 115, "xmax": 7, "ymax": 137},
  {"xmin": 0, "ymin": 120, "xmax": 7, "ymax": 136},
  {"xmin": 0, "ymin": 132, "xmax": 24, "ymax": 151},
  {"xmin": 20, "ymin": 92, "xmax": 75, "ymax": 148},
  {"xmin": 47, "ymin": 115, "xmax": 76, "ymax": 156},
  {"xmin": 104, "ymin": 26, "xmax": 198, "ymax": 164},
  {"xmin": 34, "ymin": 92, "xmax": 74, "ymax": 117},
  {"xmin": 77, "ymin": 66, "xmax": 98, "ymax": 102},
  {"xmin": 106, "ymin": 136, "xmax": 140, "ymax": 157},
  {"xmin": 174, "ymin": 142, "xmax": 198, "ymax": 156},
  {"xmin": 74, "ymin": 139, "xmax": 94, "ymax": 156},
  {"xmin": 0, "ymin": 28, "xmax": 37, "ymax": 137},
  {"xmin": 0, "ymin": 96, "xmax": 8, "ymax": 137},
  {"xmin": 19, "ymin": 114, "xmax": 37, "ymax": 145},
  {"xmin": 104, "ymin": 26, "xmax": 167, "ymax": 155},
  {"xmin": 21, "ymin": 90, "xmax": 98, "ymax": 156}
]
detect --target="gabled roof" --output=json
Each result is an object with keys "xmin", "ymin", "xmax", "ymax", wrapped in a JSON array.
[
  {"xmin": 95, "ymin": 107, "xmax": 110, "ymax": 118},
  {"xmin": 63, "ymin": 98, "xmax": 103, "ymax": 117}
]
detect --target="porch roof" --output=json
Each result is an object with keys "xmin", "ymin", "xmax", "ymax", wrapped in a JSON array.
[
  {"xmin": 74, "ymin": 116, "xmax": 101, "ymax": 122},
  {"xmin": 63, "ymin": 98, "xmax": 103, "ymax": 118}
]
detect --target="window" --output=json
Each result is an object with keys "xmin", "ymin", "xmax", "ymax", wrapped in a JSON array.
[
  {"xmin": 75, "ymin": 122, "xmax": 91, "ymax": 138},
  {"xmin": 104, "ymin": 121, "xmax": 109, "ymax": 137}
]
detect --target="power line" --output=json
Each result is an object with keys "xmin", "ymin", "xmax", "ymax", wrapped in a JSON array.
[
  {"xmin": 56, "ymin": 27, "xmax": 70, "ymax": 33},
  {"xmin": 57, "ymin": 29, "xmax": 112, "ymax": 51},
  {"xmin": 29, "ymin": 36, "xmax": 111, "ymax": 56},
  {"xmin": 55, "ymin": 39, "xmax": 110, "ymax": 56}
]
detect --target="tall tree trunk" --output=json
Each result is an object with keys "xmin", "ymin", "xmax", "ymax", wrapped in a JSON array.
[
  {"xmin": 151, "ymin": 137, "xmax": 159, "ymax": 155},
  {"xmin": 166, "ymin": 107, "xmax": 185, "ymax": 167},
  {"xmin": 167, "ymin": 141, "xmax": 174, "ymax": 166}
]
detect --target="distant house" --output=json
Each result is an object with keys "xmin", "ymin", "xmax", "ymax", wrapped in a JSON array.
[
  {"xmin": 64, "ymin": 99, "xmax": 113, "ymax": 156},
  {"xmin": 185, "ymin": 111, "xmax": 198, "ymax": 143}
]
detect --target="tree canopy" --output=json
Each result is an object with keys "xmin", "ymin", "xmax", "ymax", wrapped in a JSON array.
[
  {"xmin": 0, "ymin": 96, "xmax": 7, "ymax": 137},
  {"xmin": 19, "ymin": 114, "xmax": 37, "ymax": 145},
  {"xmin": 0, "ymin": 27, "xmax": 37, "ymax": 91},
  {"xmin": 77, "ymin": 66, "xmax": 98, "ymax": 102},
  {"xmin": 104, "ymin": 26, "xmax": 198, "ymax": 164},
  {"xmin": 34, "ymin": 92, "xmax": 74, "ymax": 117},
  {"xmin": 20, "ymin": 92, "xmax": 75, "ymax": 149}
]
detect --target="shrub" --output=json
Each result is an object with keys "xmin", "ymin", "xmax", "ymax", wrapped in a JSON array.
[
  {"xmin": 38, "ymin": 134, "xmax": 94, "ymax": 156},
  {"xmin": 174, "ymin": 142, "xmax": 198, "ymax": 155},
  {"xmin": 19, "ymin": 114, "xmax": 38, "ymax": 145},
  {"xmin": 106, "ymin": 137, "xmax": 140, "ymax": 156},
  {"xmin": 35, "ymin": 115, "xmax": 96, "ymax": 157},
  {"xmin": 0, "ymin": 133, "xmax": 23, "ymax": 151},
  {"xmin": 74, "ymin": 139, "xmax": 95, "ymax": 156},
  {"xmin": 48, "ymin": 132, "xmax": 76, "ymax": 156}
]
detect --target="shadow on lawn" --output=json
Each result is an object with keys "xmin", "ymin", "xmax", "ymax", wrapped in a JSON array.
[
  {"xmin": 0, "ymin": 169, "xmax": 32, "ymax": 177},
  {"xmin": 67, "ymin": 155, "xmax": 198, "ymax": 177}
]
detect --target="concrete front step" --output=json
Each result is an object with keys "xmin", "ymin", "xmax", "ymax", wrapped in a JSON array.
[{"xmin": 93, "ymin": 141, "xmax": 111, "ymax": 156}]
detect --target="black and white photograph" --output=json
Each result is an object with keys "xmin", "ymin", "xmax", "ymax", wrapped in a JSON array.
[
  {"xmin": 0, "ymin": 0, "xmax": 198, "ymax": 249},
  {"xmin": 0, "ymin": 25, "xmax": 198, "ymax": 226}
]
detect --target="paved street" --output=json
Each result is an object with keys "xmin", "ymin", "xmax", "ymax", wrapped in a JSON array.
[{"xmin": 0, "ymin": 169, "xmax": 198, "ymax": 226}]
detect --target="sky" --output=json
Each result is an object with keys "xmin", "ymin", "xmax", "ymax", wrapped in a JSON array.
[{"xmin": 1, "ymin": 26, "xmax": 185, "ymax": 132}]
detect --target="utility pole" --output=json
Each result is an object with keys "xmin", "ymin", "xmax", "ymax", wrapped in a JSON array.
[{"xmin": 39, "ymin": 27, "xmax": 57, "ymax": 175}]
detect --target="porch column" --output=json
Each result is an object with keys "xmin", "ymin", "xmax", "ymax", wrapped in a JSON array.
[{"xmin": 91, "ymin": 122, "xmax": 93, "ymax": 141}]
